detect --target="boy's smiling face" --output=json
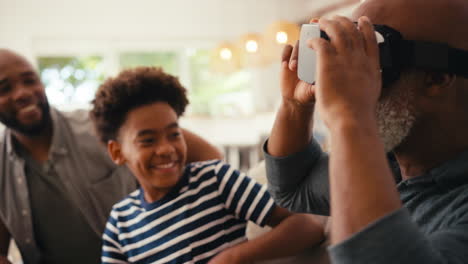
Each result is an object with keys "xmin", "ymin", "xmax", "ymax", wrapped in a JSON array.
[{"xmin": 109, "ymin": 102, "xmax": 187, "ymax": 202}]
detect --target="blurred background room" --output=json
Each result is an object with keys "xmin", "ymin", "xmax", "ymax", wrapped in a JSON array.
[{"xmin": 0, "ymin": 0, "xmax": 361, "ymax": 171}]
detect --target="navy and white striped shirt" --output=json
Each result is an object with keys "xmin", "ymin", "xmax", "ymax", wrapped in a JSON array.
[{"xmin": 102, "ymin": 160, "xmax": 275, "ymax": 264}]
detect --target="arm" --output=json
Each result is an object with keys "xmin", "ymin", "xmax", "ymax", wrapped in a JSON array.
[
  {"xmin": 210, "ymin": 206, "xmax": 324, "ymax": 264},
  {"xmin": 264, "ymin": 42, "xmax": 331, "ymax": 214},
  {"xmin": 182, "ymin": 128, "xmax": 223, "ymax": 163},
  {"xmin": 0, "ymin": 219, "xmax": 11, "ymax": 264},
  {"xmin": 268, "ymin": 42, "xmax": 315, "ymax": 158},
  {"xmin": 310, "ymin": 16, "xmax": 462, "ymax": 263},
  {"xmin": 308, "ymin": 15, "xmax": 402, "ymax": 245},
  {"xmin": 329, "ymin": 208, "xmax": 468, "ymax": 263},
  {"xmin": 264, "ymin": 140, "xmax": 331, "ymax": 214},
  {"xmin": 211, "ymin": 162, "xmax": 324, "ymax": 263},
  {"xmin": 329, "ymin": 119, "xmax": 401, "ymax": 243}
]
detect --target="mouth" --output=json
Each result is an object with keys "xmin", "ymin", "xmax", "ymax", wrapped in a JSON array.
[
  {"xmin": 16, "ymin": 104, "xmax": 42, "ymax": 121},
  {"xmin": 19, "ymin": 104, "xmax": 40, "ymax": 114},
  {"xmin": 149, "ymin": 161, "xmax": 180, "ymax": 171},
  {"xmin": 154, "ymin": 162, "xmax": 177, "ymax": 169}
]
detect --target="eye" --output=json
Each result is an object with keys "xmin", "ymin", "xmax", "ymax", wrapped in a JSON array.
[
  {"xmin": 23, "ymin": 77, "xmax": 38, "ymax": 86},
  {"xmin": 139, "ymin": 138, "xmax": 155, "ymax": 146},
  {"xmin": 0, "ymin": 84, "xmax": 12, "ymax": 96},
  {"xmin": 169, "ymin": 131, "xmax": 181, "ymax": 140}
]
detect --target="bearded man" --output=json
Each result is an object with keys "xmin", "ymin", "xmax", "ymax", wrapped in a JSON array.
[{"xmin": 264, "ymin": 0, "xmax": 468, "ymax": 263}]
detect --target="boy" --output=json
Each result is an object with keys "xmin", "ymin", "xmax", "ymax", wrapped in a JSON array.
[{"xmin": 90, "ymin": 67, "xmax": 324, "ymax": 264}]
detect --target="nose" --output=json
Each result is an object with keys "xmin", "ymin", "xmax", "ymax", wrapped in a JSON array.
[
  {"xmin": 155, "ymin": 139, "xmax": 176, "ymax": 157},
  {"xmin": 12, "ymin": 83, "xmax": 35, "ymax": 106}
]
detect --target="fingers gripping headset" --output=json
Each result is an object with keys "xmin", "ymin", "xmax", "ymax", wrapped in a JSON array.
[{"xmin": 298, "ymin": 23, "xmax": 468, "ymax": 88}]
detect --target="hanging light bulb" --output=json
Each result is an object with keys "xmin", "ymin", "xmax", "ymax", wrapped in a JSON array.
[
  {"xmin": 264, "ymin": 20, "xmax": 300, "ymax": 62},
  {"xmin": 265, "ymin": 21, "xmax": 300, "ymax": 46},
  {"xmin": 275, "ymin": 31, "xmax": 288, "ymax": 44},
  {"xmin": 239, "ymin": 33, "xmax": 262, "ymax": 54},
  {"xmin": 211, "ymin": 42, "xmax": 241, "ymax": 73},
  {"xmin": 245, "ymin": 40, "xmax": 259, "ymax": 53},
  {"xmin": 219, "ymin": 48, "xmax": 233, "ymax": 60},
  {"xmin": 237, "ymin": 33, "xmax": 270, "ymax": 67}
]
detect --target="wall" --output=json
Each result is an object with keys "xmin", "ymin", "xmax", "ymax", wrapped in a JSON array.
[
  {"xmin": 1, "ymin": 0, "xmax": 331, "ymax": 114},
  {"xmin": 0, "ymin": 0, "xmax": 315, "ymax": 60}
]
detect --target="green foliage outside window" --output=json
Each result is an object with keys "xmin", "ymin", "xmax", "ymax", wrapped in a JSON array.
[
  {"xmin": 188, "ymin": 50, "xmax": 252, "ymax": 116},
  {"xmin": 119, "ymin": 52, "xmax": 178, "ymax": 76},
  {"xmin": 37, "ymin": 50, "xmax": 252, "ymax": 116},
  {"xmin": 38, "ymin": 56, "xmax": 105, "ymax": 106}
]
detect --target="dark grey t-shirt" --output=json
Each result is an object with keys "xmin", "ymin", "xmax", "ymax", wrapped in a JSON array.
[
  {"xmin": 264, "ymin": 139, "xmax": 468, "ymax": 264},
  {"xmin": 19, "ymin": 145, "xmax": 101, "ymax": 264}
]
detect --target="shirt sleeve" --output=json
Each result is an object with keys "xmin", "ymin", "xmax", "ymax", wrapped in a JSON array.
[
  {"xmin": 329, "ymin": 208, "xmax": 468, "ymax": 264},
  {"xmin": 214, "ymin": 161, "xmax": 275, "ymax": 227},
  {"xmin": 263, "ymin": 139, "xmax": 331, "ymax": 215},
  {"xmin": 101, "ymin": 210, "xmax": 128, "ymax": 264}
]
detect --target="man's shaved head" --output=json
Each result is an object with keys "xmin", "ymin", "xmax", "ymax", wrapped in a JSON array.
[
  {"xmin": 0, "ymin": 49, "xmax": 34, "ymax": 72},
  {"xmin": 353, "ymin": 0, "xmax": 468, "ymax": 50},
  {"xmin": 0, "ymin": 49, "xmax": 50, "ymax": 136},
  {"xmin": 350, "ymin": 0, "xmax": 468, "ymax": 152}
]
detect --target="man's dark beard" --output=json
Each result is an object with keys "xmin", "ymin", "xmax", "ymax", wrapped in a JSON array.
[{"xmin": 0, "ymin": 101, "xmax": 51, "ymax": 137}]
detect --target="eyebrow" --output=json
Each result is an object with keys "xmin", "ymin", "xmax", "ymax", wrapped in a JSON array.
[
  {"xmin": 136, "ymin": 122, "xmax": 179, "ymax": 138},
  {"xmin": 0, "ymin": 71, "xmax": 36, "ymax": 84},
  {"xmin": 166, "ymin": 122, "xmax": 179, "ymax": 130},
  {"xmin": 20, "ymin": 71, "xmax": 37, "ymax": 77}
]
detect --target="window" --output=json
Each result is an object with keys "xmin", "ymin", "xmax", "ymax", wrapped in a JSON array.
[
  {"xmin": 37, "ymin": 49, "xmax": 252, "ymax": 116},
  {"xmin": 119, "ymin": 52, "xmax": 179, "ymax": 76},
  {"xmin": 188, "ymin": 49, "xmax": 253, "ymax": 117},
  {"xmin": 38, "ymin": 56, "xmax": 105, "ymax": 108}
]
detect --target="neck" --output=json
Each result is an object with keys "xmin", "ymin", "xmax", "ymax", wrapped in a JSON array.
[
  {"xmin": 394, "ymin": 119, "xmax": 468, "ymax": 180},
  {"xmin": 143, "ymin": 186, "xmax": 171, "ymax": 203},
  {"xmin": 12, "ymin": 123, "xmax": 53, "ymax": 163}
]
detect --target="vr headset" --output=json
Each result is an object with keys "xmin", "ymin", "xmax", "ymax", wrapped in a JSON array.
[{"xmin": 298, "ymin": 23, "xmax": 468, "ymax": 87}]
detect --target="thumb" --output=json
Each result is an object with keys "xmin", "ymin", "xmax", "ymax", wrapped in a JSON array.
[{"xmin": 297, "ymin": 80, "xmax": 317, "ymax": 103}]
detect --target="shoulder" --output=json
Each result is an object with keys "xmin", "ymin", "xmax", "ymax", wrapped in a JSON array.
[
  {"xmin": 448, "ymin": 184, "xmax": 468, "ymax": 220},
  {"xmin": 186, "ymin": 160, "xmax": 255, "ymax": 189},
  {"xmin": 55, "ymin": 108, "xmax": 109, "ymax": 153},
  {"xmin": 53, "ymin": 108, "xmax": 117, "ymax": 167},
  {"xmin": 60, "ymin": 108, "xmax": 90, "ymax": 122},
  {"xmin": 110, "ymin": 189, "xmax": 142, "ymax": 216},
  {"xmin": 183, "ymin": 160, "xmax": 235, "ymax": 188},
  {"xmin": 186, "ymin": 159, "xmax": 225, "ymax": 176},
  {"xmin": 57, "ymin": 108, "xmax": 95, "ymax": 134}
]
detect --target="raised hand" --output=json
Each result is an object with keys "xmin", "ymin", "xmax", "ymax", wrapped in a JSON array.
[
  {"xmin": 267, "ymin": 39, "xmax": 318, "ymax": 157},
  {"xmin": 308, "ymin": 16, "xmax": 382, "ymax": 128},
  {"xmin": 280, "ymin": 42, "xmax": 316, "ymax": 108}
]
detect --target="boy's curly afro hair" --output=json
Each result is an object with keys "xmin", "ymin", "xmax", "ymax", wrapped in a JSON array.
[{"xmin": 90, "ymin": 66, "xmax": 189, "ymax": 144}]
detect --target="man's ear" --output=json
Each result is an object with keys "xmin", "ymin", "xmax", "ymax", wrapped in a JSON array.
[
  {"xmin": 107, "ymin": 140, "xmax": 125, "ymax": 165},
  {"xmin": 423, "ymin": 72, "xmax": 456, "ymax": 98}
]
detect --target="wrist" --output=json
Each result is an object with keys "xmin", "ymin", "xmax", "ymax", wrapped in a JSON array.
[
  {"xmin": 280, "ymin": 99, "xmax": 314, "ymax": 120},
  {"xmin": 328, "ymin": 113, "xmax": 378, "ymax": 137},
  {"xmin": 267, "ymin": 99, "xmax": 315, "ymax": 157}
]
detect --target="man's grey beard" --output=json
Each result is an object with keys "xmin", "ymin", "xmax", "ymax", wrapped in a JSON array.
[{"xmin": 376, "ymin": 83, "xmax": 418, "ymax": 152}]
